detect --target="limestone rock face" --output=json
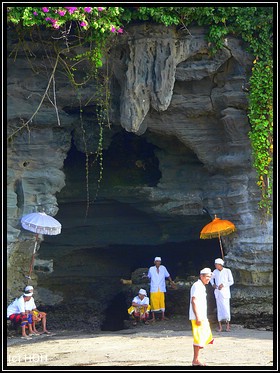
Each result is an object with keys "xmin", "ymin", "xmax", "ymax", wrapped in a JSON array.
[
  {"xmin": 110, "ymin": 25, "xmax": 273, "ymax": 289},
  {"xmin": 6, "ymin": 24, "xmax": 273, "ymax": 329}
]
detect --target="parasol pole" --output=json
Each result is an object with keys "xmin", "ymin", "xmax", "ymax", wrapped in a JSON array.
[
  {"xmin": 218, "ymin": 232, "xmax": 224, "ymax": 260},
  {"xmin": 26, "ymin": 233, "xmax": 39, "ymax": 282}
]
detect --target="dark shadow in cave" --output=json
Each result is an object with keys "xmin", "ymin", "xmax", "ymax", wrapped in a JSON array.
[
  {"xmin": 124, "ymin": 240, "xmax": 222, "ymax": 277},
  {"xmin": 38, "ymin": 127, "xmax": 220, "ymax": 331},
  {"xmin": 101, "ymin": 291, "xmax": 129, "ymax": 331},
  {"xmin": 99, "ymin": 240, "xmax": 220, "ymax": 331},
  {"xmin": 102, "ymin": 130, "xmax": 162, "ymax": 187},
  {"xmin": 38, "ymin": 237, "xmax": 220, "ymax": 332},
  {"xmin": 62, "ymin": 129, "xmax": 162, "ymax": 194}
]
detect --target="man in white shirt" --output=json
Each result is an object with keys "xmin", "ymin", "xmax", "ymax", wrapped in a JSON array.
[
  {"xmin": 147, "ymin": 256, "xmax": 176, "ymax": 322},
  {"xmin": 210, "ymin": 258, "xmax": 234, "ymax": 332},
  {"xmin": 24, "ymin": 285, "xmax": 50, "ymax": 335},
  {"xmin": 7, "ymin": 292, "xmax": 34, "ymax": 339},
  {"xmin": 189, "ymin": 267, "xmax": 214, "ymax": 366},
  {"xmin": 127, "ymin": 288, "xmax": 151, "ymax": 325}
]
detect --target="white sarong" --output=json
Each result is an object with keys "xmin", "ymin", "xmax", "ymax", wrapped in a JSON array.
[{"xmin": 215, "ymin": 290, "xmax": 231, "ymax": 321}]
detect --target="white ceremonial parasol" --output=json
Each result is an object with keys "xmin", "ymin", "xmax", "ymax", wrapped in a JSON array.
[{"xmin": 21, "ymin": 211, "xmax": 62, "ymax": 281}]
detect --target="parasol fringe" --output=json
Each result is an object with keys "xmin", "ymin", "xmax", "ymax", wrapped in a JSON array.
[
  {"xmin": 200, "ymin": 227, "xmax": 236, "ymax": 239},
  {"xmin": 21, "ymin": 212, "xmax": 62, "ymax": 283}
]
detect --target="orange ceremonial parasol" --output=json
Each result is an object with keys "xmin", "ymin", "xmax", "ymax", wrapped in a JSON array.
[{"xmin": 200, "ymin": 214, "xmax": 236, "ymax": 259}]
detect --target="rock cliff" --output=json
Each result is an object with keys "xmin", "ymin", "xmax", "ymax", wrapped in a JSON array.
[{"xmin": 6, "ymin": 24, "xmax": 273, "ymax": 330}]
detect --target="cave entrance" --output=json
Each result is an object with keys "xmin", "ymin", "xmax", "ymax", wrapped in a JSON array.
[
  {"xmin": 36, "ymin": 128, "xmax": 221, "ymax": 332},
  {"xmin": 38, "ymin": 234, "xmax": 220, "ymax": 332},
  {"xmin": 99, "ymin": 240, "xmax": 220, "ymax": 331},
  {"xmin": 101, "ymin": 291, "xmax": 129, "ymax": 331}
]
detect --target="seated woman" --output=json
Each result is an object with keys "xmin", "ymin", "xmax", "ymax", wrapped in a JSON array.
[{"xmin": 127, "ymin": 288, "xmax": 151, "ymax": 325}]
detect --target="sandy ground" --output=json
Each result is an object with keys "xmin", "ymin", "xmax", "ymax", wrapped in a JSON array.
[{"xmin": 6, "ymin": 316, "xmax": 274, "ymax": 368}]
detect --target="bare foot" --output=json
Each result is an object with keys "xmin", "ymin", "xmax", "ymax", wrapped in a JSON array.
[
  {"xmin": 192, "ymin": 361, "xmax": 206, "ymax": 366},
  {"xmin": 33, "ymin": 331, "xmax": 42, "ymax": 335}
]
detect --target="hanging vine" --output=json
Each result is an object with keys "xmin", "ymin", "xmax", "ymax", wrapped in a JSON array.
[
  {"xmin": 7, "ymin": 6, "xmax": 121, "ymax": 212},
  {"xmin": 7, "ymin": 6, "xmax": 274, "ymax": 216}
]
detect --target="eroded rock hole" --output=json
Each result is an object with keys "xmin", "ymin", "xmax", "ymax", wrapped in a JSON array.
[
  {"xmin": 102, "ymin": 130, "xmax": 162, "ymax": 187},
  {"xmin": 101, "ymin": 292, "xmax": 129, "ymax": 331}
]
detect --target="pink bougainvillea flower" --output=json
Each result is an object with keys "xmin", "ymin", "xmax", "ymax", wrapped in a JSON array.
[
  {"xmin": 80, "ymin": 21, "xmax": 88, "ymax": 27},
  {"xmin": 42, "ymin": 7, "xmax": 49, "ymax": 13},
  {"xmin": 58, "ymin": 10, "xmax": 66, "ymax": 16},
  {"xmin": 65, "ymin": 7, "xmax": 77, "ymax": 14},
  {"xmin": 110, "ymin": 26, "xmax": 116, "ymax": 33},
  {"xmin": 45, "ymin": 17, "xmax": 59, "ymax": 28},
  {"xmin": 33, "ymin": 11, "xmax": 38, "ymax": 16},
  {"xmin": 84, "ymin": 7, "xmax": 92, "ymax": 13},
  {"xmin": 97, "ymin": 7, "xmax": 103, "ymax": 11},
  {"xmin": 117, "ymin": 28, "xmax": 123, "ymax": 33}
]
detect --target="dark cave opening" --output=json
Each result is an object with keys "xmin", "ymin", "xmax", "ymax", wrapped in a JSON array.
[
  {"xmin": 62, "ymin": 129, "xmax": 162, "ymax": 197},
  {"xmin": 102, "ymin": 130, "xmax": 162, "ymax": 187},
  {"xmin": 39, "ymin": 236, "xmax": 220, "ymax": 332},
  {"xmin": 100, "ymin": 291, "xmax": 129, "ymax": 331},
  {"xmin": 99, "ymin": 240, "xmax": 220, "ymax": 331},
  {"xmin": 37, "ymin": 128, "xmax": 222, "ymax": 332},
  {"xmin": 125, "ymin": 240, "xmax": 221, "ymax": 277}
]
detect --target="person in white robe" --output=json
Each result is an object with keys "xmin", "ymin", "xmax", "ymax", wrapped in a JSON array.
[{"xmin": 210, "ymin": 258, "xmax": 234, "ymax": 332}]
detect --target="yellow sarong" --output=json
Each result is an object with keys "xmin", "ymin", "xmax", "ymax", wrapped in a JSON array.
[
  {"xmin": 31, "ymin": 310, "xmax": 47, "ymax": 322},
  {"xmin": 150, "ymin": 290, "xmax": 165, "ymax": 312},
  {"xmin": 191, "ymin": 319, "xmax": 214, "ymax": 348},
  {"xmin": 128, "ymin": 305, "xmax": 151, "ymax": 317}
]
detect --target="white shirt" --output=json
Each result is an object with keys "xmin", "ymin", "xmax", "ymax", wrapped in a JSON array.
[
  {"xmin": 7, "ymin": 295, "xmax": 26, "ymax": 317},
  {"xmin": 148, "ymin": 265, "xmax": 170, "ymax": 292},
  {"xmin": 132, "ymin": 295, "xmax": 149, "ymax": 306},
  {"xmin": 189, "ymin": 279, "xmax": 208, "ymax": 320},
  {"xmin": 210, "ymin": 268, "xmax": 234, "ymax": 298},
  {"xmin": 24, "ymin": 297, "xmax": 37, "ymax": 311}
]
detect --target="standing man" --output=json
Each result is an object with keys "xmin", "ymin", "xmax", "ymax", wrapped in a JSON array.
[
  {"xmin": 210, "ymin": 258, "xmax": 234, "ymax": 332},
  {"xmin": 147, "ymin": 256, "xmax": 176, "ymax": 322},
  {"xmin": 189, "ymin": 267, "xmax": 214, "ymax": 367}
]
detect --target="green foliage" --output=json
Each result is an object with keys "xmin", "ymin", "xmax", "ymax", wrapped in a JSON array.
[
  {"xmin": 7, "ymin": 6, "xmax": 124, "ymax": 68},
  {"xmin": 6, "ymin": 6, "xmax": 273, "ymax": 215},
  {"xmin": 248, "ymin": 59, "xmax": 273, "ymax": 213}
]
